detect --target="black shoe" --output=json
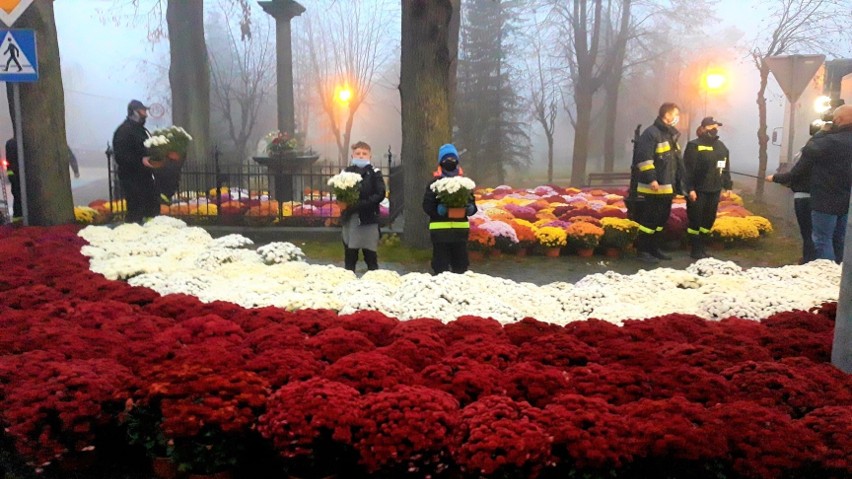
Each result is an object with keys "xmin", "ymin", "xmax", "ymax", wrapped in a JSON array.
[
  {"xmin": 650, "ymin": 248, "xmax": 672, "ymax": 260},
  {"xmin": 637, "ymin": 251, "xmax": 660, "ymax": 263}
]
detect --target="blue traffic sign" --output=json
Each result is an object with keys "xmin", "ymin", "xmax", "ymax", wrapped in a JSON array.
[{"xmin": 0, "ymin": 29, "xmax": 37, "ymax": 82}]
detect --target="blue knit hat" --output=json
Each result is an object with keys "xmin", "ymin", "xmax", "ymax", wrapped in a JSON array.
[{"xmin": 438, "ymin": 144, "xmax": 459, "ymax": 164}]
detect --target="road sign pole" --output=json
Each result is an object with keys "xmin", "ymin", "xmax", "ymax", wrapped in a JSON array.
[
  {"xmin": 786, "ymin": 98, "xmax": 797, "ymax": 166},
  {"xmin": 13, "ymin": 83, "xmax": 27, "ymax": 225}
]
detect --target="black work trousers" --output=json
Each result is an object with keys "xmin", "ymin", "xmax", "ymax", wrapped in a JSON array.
[
  {"xmin": 636, "ymin": 194, "xmax": 673, "ymax": 234},
  {"xmin": 686, "ymin": 191, "xmax": 720, "ymax": 234},
  {"xmin": 344, "ymin": 247, "xmax": 378, "ymax": 272},
  {"xmin": 431, "ymin": 242, "xmax": 469, "ymax": 274},
  {"xmin": 120, "ymin": 174, "xmax": 160, "ymax": 224},
  {"xmin": 9, "ymin": 173, "xmax": 21, "ymax": 217}
]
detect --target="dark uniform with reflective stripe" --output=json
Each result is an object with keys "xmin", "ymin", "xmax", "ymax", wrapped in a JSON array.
[
  {"xmin": 423, "ymin": 170, "xmax": 477, "ymax": 274},
  {"xmin": 631, "ymin": 117, "xmax": 683, "ymax": 255},
  {"xmin": 683, "ymin": 135, "xmax": 731, "ymax": 258},
  {"xmin": 4, "ymin": 138, "xmax": 21, "ymax": 218}
]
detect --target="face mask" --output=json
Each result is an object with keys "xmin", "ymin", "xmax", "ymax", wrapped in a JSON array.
[
  {"xmin": 441, "ymin": 160, "xmax": 458, "ymax": 171},
  {"xmin": 351, "ymin": 158, "xmax": 370, "ymax": 168},
  {"xmin": 669, "ymin": 116, "xmax": 680, "ymax": 127}
]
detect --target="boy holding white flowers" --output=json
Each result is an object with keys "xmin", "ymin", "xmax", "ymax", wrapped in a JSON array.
[
  {"xmin": 339, "ymin": 141, "xmax": 385, "ymax": 272},
  {"xmin": 422, "ymin": 144, "xmax": 477, "ymax": 274}
]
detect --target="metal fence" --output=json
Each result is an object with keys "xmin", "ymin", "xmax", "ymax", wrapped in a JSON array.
[{"xmin": 107, "ymin": 146, "xmax": 403, "ymax": 227}]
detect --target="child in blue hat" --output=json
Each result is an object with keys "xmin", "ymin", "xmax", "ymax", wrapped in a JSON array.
[{"xmin": 422, "ymin": 143, "xmax": 477, "ymax": 274}]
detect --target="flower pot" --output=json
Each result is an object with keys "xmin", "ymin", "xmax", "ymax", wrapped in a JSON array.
[
  {"xmin": 468, "ymin": 250, "xmax": 485, "ymax": 261},
  {"xmin": 188, "ymin": 472, "xmax": 232, "ymax": 479},
  {"xmin": 147, "ymin": 157, "xmax": 167, "ymax": 169},
  {"xmin": 447, "ymin": 207, "xmax": 466, "ymax": 219},
  {"xmin": 152, "ymin": 457, "xmax": 180, "ymax": 479},
  {"xmin": 337, "ymin": 202, "xmax": 348, "ymax": 212},
  {"xmin": 603, "ymin": 247, "xmax": 621, "ymax": 259},
  {"xmin": 58, "ymin": 451, "xmax": 98, "ymax": 472},
  {"xmin": 490, "ymin": 249, "xmax": 502, "ymax": 258},
  {"xmin": 167, "ymin": 151, "xmax": 182, "ymax": 161},
  {"xmin": 515, "ymin": 248, "xmax": 528, "ymax": 258},
  {"xmin": 576, "ymin": 247, "xmax": 595, "ymax": 258},
  {"xmin": 544, "ymin": 247, "xmax": 561, "ymax": 257}
]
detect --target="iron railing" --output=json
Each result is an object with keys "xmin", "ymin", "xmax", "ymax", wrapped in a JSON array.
[{"xmin": 106, "ymin": 145, "xmax": 403, "ymax": 227}]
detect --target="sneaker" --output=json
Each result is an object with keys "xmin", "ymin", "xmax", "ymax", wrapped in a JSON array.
[{"xmin": 637, "ymin": 251, "xmax": 660, "ymax": 264}]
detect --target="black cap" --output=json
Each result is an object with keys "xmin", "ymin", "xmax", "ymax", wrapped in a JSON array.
[
  {"xmin": 127, "ymin": 99, "xmax": 149, "ymax": 114},
  {"xmin": 701, "ymin": 116, "xmax": 722, "ymax": 127}
]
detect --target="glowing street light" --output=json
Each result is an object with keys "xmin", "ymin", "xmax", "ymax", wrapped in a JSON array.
[
  {"xmin": 705, "ymin": 73, "xmax": 726, "ymax": 91},
  {"xmin": 336, "ymin": 86, "xmax": 353, "ymax": 104}
]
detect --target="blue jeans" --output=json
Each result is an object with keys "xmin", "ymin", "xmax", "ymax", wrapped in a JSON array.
[{"xmin": 811, "ymin": 211, "xmax": 847, "ymax": 263}]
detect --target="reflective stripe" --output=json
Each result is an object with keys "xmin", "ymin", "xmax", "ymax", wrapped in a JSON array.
[
  {"xmin": 656, "ymin": 226, "xmax": 664, "ymax": 232},
  {"xmin": 655, "ymin": 142, "xmax": 671, "ymax": 154},
  {"xmin": 697, "ymin": 145, "xmax": 714, "ymax": 152},
  {"xmin": 638, "ymin": 224, "xmax": 655, "ymax": 234},
  {"xmin": 429, "ymin": 221, "xmax": 470, "ymax": 230},
  {"xmin": 637, "ymin": 160, "xmax": 655, "ymax": 171},
  {"xmin": 5, "ymin": 171, "xmax": 12, "ymax": 177},
  {"xmin": 699, "ymin": 227, "xmax": 711, "ymax": 234},
  {"xmin": 687, "ymin": 228, "xmax": 699, "ymax": 235},
  {"xmin": 637, "ymin": 183, "xmax": 674, "ymax": 194}
]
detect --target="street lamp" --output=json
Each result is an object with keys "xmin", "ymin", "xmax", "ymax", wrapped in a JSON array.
[
  {"xmin": 336, "ymin": 86, "xmax": 353, "ymax": 104},
  {"xmin": 702, "ymin": 69, "xmax": 727, "ymax": 116}
]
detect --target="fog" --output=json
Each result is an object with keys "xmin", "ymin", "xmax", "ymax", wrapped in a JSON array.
[{"xmin": 1, "ymin": 0, "xmax": 850, "ymax": 205}]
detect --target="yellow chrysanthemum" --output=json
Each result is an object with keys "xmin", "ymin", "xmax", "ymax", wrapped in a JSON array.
[{"xmin": 535, "ymin": 226, "xmax": 568, "ymax": 248}]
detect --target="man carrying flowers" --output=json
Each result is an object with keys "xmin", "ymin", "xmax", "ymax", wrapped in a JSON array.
[
  {"xmin": 422, "ymin": 144, "xmax": 477, "ymax": 274},
  {"xmin": 112, "ymin": 99, "xmax": 159, "ymax": 224}
]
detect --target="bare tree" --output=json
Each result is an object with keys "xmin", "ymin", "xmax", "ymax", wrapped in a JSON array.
[
  {"xmin": 552, "ymin": 0, "xmax": 632, "ymax": 186},
  {"xmin": 303, "ymin": 0, "xmax": 395, "ymax": 164},
  {"xmin": 522, "ymin": 12, "xmax": 560, "ymax": 183},
  {"xmin": 208, "ymin": 1, "xmax": 276, "ymax": 162},
  {"xmin": 750, "ymin": 0, "xmax": 849, "ymax": 200}
]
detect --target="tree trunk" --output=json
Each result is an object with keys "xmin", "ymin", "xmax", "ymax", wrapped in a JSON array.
[
  {"xmin": 5, "ymin": 1, "xmax": 73, "ymax": 225},
  {"xmin": 546, "ymin": 132, "xmax": 554, "ymax": 184},
  {"xmin": 401, "ymin": 0, "xmax": 454, "ymax": 248},
  {"xmin": 755, "ymin": 61, "xmax": 770, "ymax": 201},
  {"xmin": 603, "ymin": 48, "xmax": 625, "ymax": 173},
  {"xmin": 167, "ymin": 0, "xmax": 209, "ymax": 167},
  {"xmin": 447, "ymin": 0, "xmax": 461, "ymax": 114},
  {"xmin": 570, "ymin": 85, "xmax": 593, "ymax": 186}
]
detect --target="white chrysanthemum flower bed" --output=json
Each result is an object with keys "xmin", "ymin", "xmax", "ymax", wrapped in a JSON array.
[{"xmin": 78, "ymin": 218, "xmax": 841, "ymax": 326}]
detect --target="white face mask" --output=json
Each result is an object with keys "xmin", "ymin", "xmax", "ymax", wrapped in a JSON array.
[
  {"xmin": 351, "ymin": 158, "xmax": 370, "ymax": 168},
  {"xmin": 669, "ymin": 116, "xmax": 680, "ymax": 127}
]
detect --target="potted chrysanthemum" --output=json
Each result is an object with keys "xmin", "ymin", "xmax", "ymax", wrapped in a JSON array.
[
  {"xmin": 566, "ymin": 221, "xmax": 604, "ymax": 257},
  {"xmin": 430, "ymin": 177, "xmax": 476, "ymax": 218},
  {"xmin": 534, "ymin": 226, "xmax": 567, "ymax": 257},
  {"xmin": 144, "ymin": 126, "xmax": 193, "ymax": 168}
]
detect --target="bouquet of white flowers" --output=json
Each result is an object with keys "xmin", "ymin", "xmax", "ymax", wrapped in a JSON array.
[
  {"xmin": 327, "ymin": 171, "xmax": 363, "ymax": 209},
  {"xmin": 430, "ymin": 177, "xmax": 476, "ymax": 218},
  {"xmin": 143, "ymin": 126, "xmax": 193, "ymax": 168}
]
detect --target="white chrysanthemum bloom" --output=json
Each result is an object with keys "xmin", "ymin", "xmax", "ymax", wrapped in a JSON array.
[
  {"xmin": 257, "ymin": 242, "xmax": 306, "ymax": 264},
  {"xmin": 430, "ymin": 177, "xmax": 476, "ymax": 195},
  {"xmin": 212, "ymin": 234, "xmax": 255, "ymax": 249},
  {"xmin": 327, "ymin": 171, "xmax": 363, "ymax": 189},
  {"xmin": 145, "ymin": 216, "xmax": 187, "ymax": 228}
]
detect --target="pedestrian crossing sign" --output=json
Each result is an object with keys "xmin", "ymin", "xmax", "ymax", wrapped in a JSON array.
[{"xmin": 0, "ymin": 29, "xmax": 36, "ymax": 82}]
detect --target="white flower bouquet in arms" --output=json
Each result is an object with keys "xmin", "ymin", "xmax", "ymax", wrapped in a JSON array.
[
  {"xmin": 143, "ymin": 126, "xmax": 193, "ymax": 168},
  {"xmin": 430, "ymin": 177, "xmax": 476, "ymax": 218},
  {"xmin": 327, "ymin": 171, "xmax": 363, "ymax": 209}
]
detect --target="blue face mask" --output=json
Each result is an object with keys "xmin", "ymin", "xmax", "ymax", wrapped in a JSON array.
[{"xmin": 351, "ymin": 158, "xmax": 370, "ymax": 168}]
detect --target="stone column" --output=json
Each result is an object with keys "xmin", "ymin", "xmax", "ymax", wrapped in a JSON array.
[{"xmin": 259, "ymin": 0, "xmax": 305, "ymax": 135}]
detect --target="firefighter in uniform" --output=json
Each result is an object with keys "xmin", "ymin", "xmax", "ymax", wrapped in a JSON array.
[
  {"xmin": 630, "ymin": 102, "xmax": 684, "ymax": 263},
  {"xmin": 683, "ymin": 117, "xmax": 732, "ymax": 259},
  {"xmin": 422, "ymin": 144, "xmax": 477, "ymax": 274}
]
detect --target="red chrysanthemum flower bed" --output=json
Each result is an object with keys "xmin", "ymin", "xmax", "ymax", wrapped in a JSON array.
[{"xmin": 0, "ymin": 225, "xmax": 850, "ymax": 479}]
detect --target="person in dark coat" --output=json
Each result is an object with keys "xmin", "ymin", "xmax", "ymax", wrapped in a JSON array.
[
  {"xmin": 683, "ymin": 117, "xmax": 732, "ymax": 259},
  {"xmin": 793, "ymin": 105, "xmax": 852, "ymax": 262},
  {"xmin": 112, "ymin": 99, "xmax": 159, "ymax": 224},
  {"xmin": 630, "ymin": 102, "xmax": 684, "ymax": 263},
  {"xmin": 767, "ymin": 147, "xmax": 819, "ymax": 264},
  {"xmin": 341, "ymin": 141, "xmax": 386, "ymax": 272},
  {"xmin": 422, "ymin": 144, "xmax": 477, "ymax": 274},
  {"xmin": 4, "ymin": 138, "xmax": 21, "ymax": 219}
]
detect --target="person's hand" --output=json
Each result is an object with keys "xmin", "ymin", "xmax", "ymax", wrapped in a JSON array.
[
  {"xmin": 142, "ymin": 157, "xmax": 154, "ymax": 168},
  {"xmin": 688, "ymin": 190, "xmax": 697, "ymax": 202},
  {"xmin": 650, "ymin": 180, "xmax": 660, "ymax": 191},
  {"xmin": 765, "ymin": 175, "xmax": 773, "ymax": 182},
  {"xmin": 437, "ymin": 204, "xmax": 448, "ymax": 217}
]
